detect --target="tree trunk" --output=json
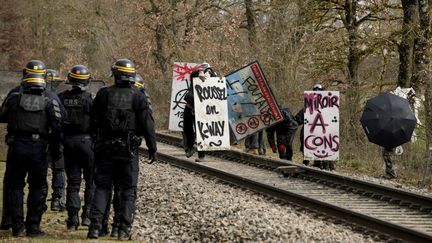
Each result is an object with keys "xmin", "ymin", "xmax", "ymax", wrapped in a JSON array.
[
  {"xmin": 416, "ymin": 0, "xmax": 431, "ymax": 186},
  {"xmin": 244, "ymin": 0, "xmax": 257, "ymax": 53},
  {"xmin": 398, "ymin": 0, "xmax": 419, "ymax": 88},
  {"xmin": 344, "ymin": 0, "xmax": 362, "ymax": 137},
  {"xmin": 153, "ymin": 24, "xmax": 167, "ymax": 74}
]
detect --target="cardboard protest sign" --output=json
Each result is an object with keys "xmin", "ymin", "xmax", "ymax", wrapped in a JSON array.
[
  {"xmin": 168, "ymin": 62, "xmax": 207, "ymax": 131},
  {"xmin": 303, "ymin": 91, "xmax": 340, "ymax": 161},
  {"xmin": 193, "ymin": 76, "xmax": 230, "ymax": 151},
  {"xmin": 225, "ymin": 61, "xmax": 283, "ymax": 141}
]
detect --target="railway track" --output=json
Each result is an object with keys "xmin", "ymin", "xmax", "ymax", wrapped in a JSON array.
[{"xmin": 139, "ymin": 131, "xmax": 432, "ymax": 242}]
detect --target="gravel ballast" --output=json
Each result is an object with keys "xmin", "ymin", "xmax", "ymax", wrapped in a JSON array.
[{"xmin": 132, "ymin": 160, "xmax": 382, "ymax": 242}]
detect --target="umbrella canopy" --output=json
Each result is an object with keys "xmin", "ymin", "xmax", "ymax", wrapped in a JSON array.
[{"xmin": 360, "ymin": 92, "xmax": 417, "ymax": 148}]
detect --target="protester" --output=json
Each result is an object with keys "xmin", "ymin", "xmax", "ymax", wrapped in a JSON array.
[
  {"xmin": 267, "ymin": 105, "xmax": 298, "ymax": 160},
  {"xmin": 183, "ymin": 64, "xmax": 217, "ymax": 162},
  {"xmin": 295, "ymin": 83, "xmax": 334, "ymax": 170}
]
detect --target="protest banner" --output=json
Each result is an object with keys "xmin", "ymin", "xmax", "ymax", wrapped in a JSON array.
[
  {"xmin": 225, "ymin": 61, "xmax": 283, "ymax": 141},
  {"xmin": 303, "ymin": 91, "xmax": 340, "ymax": 161},
  {"xmin": 193, "ymin": 77, "xmax": 230, "ymax": 151},
  {"xmin": 168, "ymin": 62, "xmax": 207, "ymax": 131}
]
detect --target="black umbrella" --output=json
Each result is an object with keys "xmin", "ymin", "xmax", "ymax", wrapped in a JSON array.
[{"xmin": 360, "ymin": 92, "xmax": 417, "ymax": 148}]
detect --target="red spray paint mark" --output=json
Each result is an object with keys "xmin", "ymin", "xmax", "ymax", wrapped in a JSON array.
[{"xmin": 173, "ymin": 63, "xmax": 205, "ymax": 81}]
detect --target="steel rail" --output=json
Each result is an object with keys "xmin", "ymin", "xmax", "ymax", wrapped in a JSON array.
[
  {"xmin": 144, "ymin": 131, "xmax": 432, "ymax": 242},
  {"xmin": 140, "ymin": 143, "xmax": 432, "ymax": 243},
  {"xmin": 156, "ymin": 132, "xmax": 432, "ymax": 210}
]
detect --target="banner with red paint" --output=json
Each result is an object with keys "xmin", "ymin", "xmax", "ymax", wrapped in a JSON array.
[
  {"xmin": 225, "ymin": 61, "xmax": 283, "ymax": 141},
  {"xmin": 169, "ymin": 62, "xmax": 208, "ymax": 131},
  {"xmin": 303, "ymin": 91, "xmax": 340, "ymax": 161}
]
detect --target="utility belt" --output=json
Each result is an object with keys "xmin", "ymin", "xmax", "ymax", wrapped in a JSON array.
[
  {"xmin": 6, "ymin": 132, "xmax": 48, "ymax": 144},
  {"xmin": 95, "ymin": 134, "xmax": 142, "ymax": 153},
  {"xmin": 64, "ymin": 134, "xmax": 92, "ymax": 140}
]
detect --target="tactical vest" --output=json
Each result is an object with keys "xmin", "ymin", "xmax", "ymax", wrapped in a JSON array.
[
  {"xmin": 104, "ymin": 86, "xmax": 136, "ymax": 134},
  {"xmin": 61, "ymin": 91, "xmax": 92, "ymax": 133},
  {"xmin": 8, "ymin": 92, "xmax": 49, "ymax": 135}
]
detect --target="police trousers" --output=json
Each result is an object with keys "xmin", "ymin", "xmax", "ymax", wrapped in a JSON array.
[
  {"xmin": 64, "ymin": 134, "xmax": 94, "ymax": 217},
  {"xmin": 89, "ymin": 146, "xmax": 138, "ymax": 229},
  {"xmin": 5, "ymin": 138, "xmax": 49, "ymax": 230}
]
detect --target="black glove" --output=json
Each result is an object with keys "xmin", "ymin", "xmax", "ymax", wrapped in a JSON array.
[{"xmin": 148, "ymin": 153, "xmax": 157, "ymax": 164}]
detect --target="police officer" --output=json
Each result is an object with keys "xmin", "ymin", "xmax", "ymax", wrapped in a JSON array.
[
  {"xmin": 87, "ymin": 59, "xmax": 157, "ymax": 240},
  {"xmin": 0, "ymin": 70, "xmax": 63, "ymax": 237},
  {"xmin": 134, "ymin": 73, "xmax": 153, "ymax": 112},
  {"xmin": 0, "ymin": 60, "xmax": 65, "ymax": 234},
  {"xmin": 46, "ymin": 68, "xmax": 64, "ymax": 92},
  {"xmin": 98, "ymin": 72, "xmax": 154, "ymax": 238},
  {"xmin": 46, "ymin": 69, "xmax": 67, "ymax": 211},
  {"xmin": 267, "ymin": 105, "xmax": 298, "ymax": 160},
  {"xmin": 58, "ymin": 65, "xmax": 95, "ymax": 230},
  {"xmin": 183, "ymin": 64, "xmax": 217, "ymax": 162}
]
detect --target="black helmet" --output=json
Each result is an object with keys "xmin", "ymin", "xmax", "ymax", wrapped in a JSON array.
[
  {"xmin": 313, "ymin": 83, "xmax": 324, "ymax": 91},
  {"xmin": 46, "ymin": 69, "xmax": 61, "ymax": 82},
  {"xmin": 21, "ymin": 73, "xmax": 46, "ymax": 91},
  {"xmin": 134, "ymin": 73, "xmax": 144, "ymax": 88},
  {"xmin": 68, "ymin": 65, "xmax": 90, "ymax": 88},
  {"xmin": 111, "ymin": 59, "xmax": 136, "ymax": 84},
  {"xmin": 23, "ymin": 60, "xmax": 46, "ymax": 76}
]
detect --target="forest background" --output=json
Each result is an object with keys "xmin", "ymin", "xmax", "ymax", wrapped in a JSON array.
[{"xmin": 0, "ymin": 0, "xmax": 431, "ymax": 188}]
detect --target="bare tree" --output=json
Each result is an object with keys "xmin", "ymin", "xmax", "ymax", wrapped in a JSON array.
[{"xmin": 398, "ymin": 0, "xmax": 419, "ymax": 89}]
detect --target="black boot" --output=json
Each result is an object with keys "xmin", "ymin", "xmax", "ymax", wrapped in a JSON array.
[
  {"xmin": 87, "ymin": 225, "xmax": 100, "ymax": 239},
  {"xmin": 51, "ymin": 198, "xmax": 61, "ymax": 211},
  {"xmin": 118, "ymin": 225, "xmax": 131, "ymax": 241},
  {"xmin": 51, "ymin": 197, "xmax": 65, "ymax": 211},
  {"xmin": 67, "ymin": 215, "xmax": 79, "ymax": 230},
  {"xmin": 0, "ymin": 216, "xmax": 12, "ymax": 230},
  {"xmin": 12, "ymin": 225, "xmax": 26, "ymax": 237},
  {"xmin": 26, "ymin": 225, "xmax": 46, "ymax": 237},
  {"xmin": 81, "ymin": 210, "xmax": 91, "ymax": 227},
  {"xmin": 111, "ymin": 224, "xmax": 119, "ymax": 237},
  {"xmin": 99, "ymin": 224, "xmax": 109, "ymax": 237}
]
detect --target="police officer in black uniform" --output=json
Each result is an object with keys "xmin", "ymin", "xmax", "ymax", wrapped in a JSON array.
[
  {"xmin": 46, "ymin": 69, "xmax": 67, "ymax": 211},
  {"xmin": 134, "ymin": 73, "xmax": 153, "ymax": 112},
  {"xmin": 99, "ymin": 72, "xmax": 154, "ymax": 238},
  {"xmin": 0, "ymin": 60, "xmax": 65, "ymax": 234},
  {"xmin": 46, "ymin": 69, "xmax": 64, "ymax": 92},
  {"xmin": 0, "ymin": 69, "xmax": 63, "ymax": 237},
  {"xmin": 58, "ymin": 65, "xmax": 95, "ymax": 230},
  {"xmin": 87, "ymin": 59, "xmax": 157, "ymax": 240},
  {"xmin": 267, "ymin": 105, "xmax": 298, "ymax": 160}
]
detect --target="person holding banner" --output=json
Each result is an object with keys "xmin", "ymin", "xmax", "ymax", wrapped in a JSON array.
[
  {"xmin": 183, "ymin": 64, "xmax": 217, "ymax": 162},
  {"xmin": 295, "ymin": 84, "xmax": 335, "ymax": 171},
  {"xmin": 266, "ymin": 105, "xmax": 298, "ymax": 160}
]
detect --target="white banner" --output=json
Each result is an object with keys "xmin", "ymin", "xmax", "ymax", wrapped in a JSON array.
[
  {"xmin": 168, "ymin": 62, "xmax": 207, "ymax": 131},
  {"xmin": 303, "ymin": 91, "xmax": 340, "ymax": 161},
  {"xmin": 193, "ymin": 77, "xmax": 230, "ymax": 151}
]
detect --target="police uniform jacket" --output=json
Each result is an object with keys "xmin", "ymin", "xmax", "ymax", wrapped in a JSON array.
[
  {"xmin": 0, "ymin": 87, "xmax": 63, "ymax": 155},
  {"xmin": 91, "ymin": 83, "xmax": 157, "ymax": 156}
]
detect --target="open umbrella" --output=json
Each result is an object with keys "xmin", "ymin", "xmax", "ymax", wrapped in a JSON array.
[{"xmin": 360, "ymin": 92, "xmax": 417, "ymax": 148}]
